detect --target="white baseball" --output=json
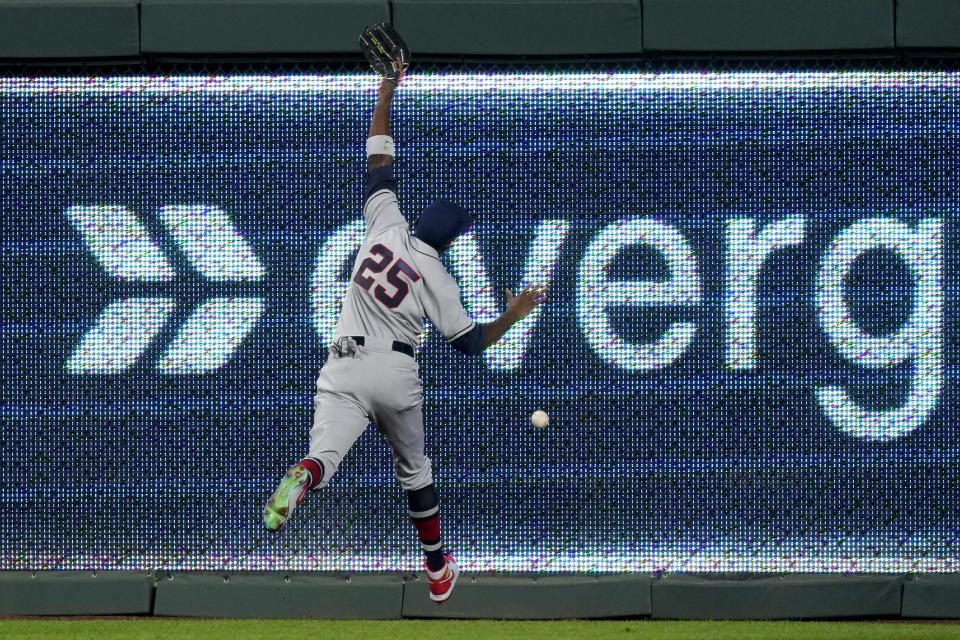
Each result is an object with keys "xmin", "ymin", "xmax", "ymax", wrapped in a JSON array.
[{"xmin": 530, "ymin": 410, "xmax": 549, "ymax": 429}]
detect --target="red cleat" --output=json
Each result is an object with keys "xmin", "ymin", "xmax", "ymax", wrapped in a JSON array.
[{"xmin": 426, "ymin": 553, "xmax": 459, "ymax": 604}]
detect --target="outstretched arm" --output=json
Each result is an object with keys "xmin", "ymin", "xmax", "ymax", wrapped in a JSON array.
[
  {"xmin": 368, "ymin": 80, "xmax": 396, "ymax": 170},
  {"xmin": 482, "ymin": 287, "xmax": 548, "ymax": 349},
  {"xmin": 447, "ymin": 286, "xmax": 547, "ymax": 355}
]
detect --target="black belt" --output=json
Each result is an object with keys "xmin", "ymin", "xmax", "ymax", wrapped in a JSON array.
[{"xmin": 351, "ymin": 336, "xmax": 415, "ymax": 358}]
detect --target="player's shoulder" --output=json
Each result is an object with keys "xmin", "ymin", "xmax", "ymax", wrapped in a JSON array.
[
  {"xmin": 364, "ymin": 190, "xmax": 408, "ymax": 234},
  {"xmin": 405, "ymin": 235, "xmax": 443, "ymax": 265},
  {"xmin": 404, "ymin": 236, "xmax": 462, "ymax": 293}
]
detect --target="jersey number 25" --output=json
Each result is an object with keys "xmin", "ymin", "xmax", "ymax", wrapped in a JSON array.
[{"xmin": 353, "ymin": 244, "xmax": 422, "ymax": 309}]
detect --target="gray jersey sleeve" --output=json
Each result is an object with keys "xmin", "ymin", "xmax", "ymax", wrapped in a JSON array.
[
  {"xmin": 364, "ymin": 166, "xmax": 407, "ymax": 235},
  {"xmin": 417, "ymin": 256, "xmax": 476, "ymax": 343}
]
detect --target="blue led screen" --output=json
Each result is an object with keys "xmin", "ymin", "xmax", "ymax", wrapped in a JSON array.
[{"xmin": 2, "ymin": 72, "xmax": 959, "ymax": 572}]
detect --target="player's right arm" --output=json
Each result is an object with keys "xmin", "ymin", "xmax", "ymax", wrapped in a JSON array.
[
  {"xmin": 478, "ymin": 287, "xmax": 547, "ymax": 350},
  {"xmin": 423, "ymin": 272, "xmax": 546, "ymax": 355}
]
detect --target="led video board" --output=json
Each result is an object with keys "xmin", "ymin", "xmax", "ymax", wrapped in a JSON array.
[{"xmin": 2, "ymin": 72, "xmax": 958, "ymax": 571}]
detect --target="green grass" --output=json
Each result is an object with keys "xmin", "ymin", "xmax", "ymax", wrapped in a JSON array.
[{"xmin": 2, "ymin": 620, "xmax": 960, "ymax": 640}]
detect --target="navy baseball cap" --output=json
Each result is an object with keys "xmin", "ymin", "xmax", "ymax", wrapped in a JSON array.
[{"xmin": 413, "ymin": 199, "xmax": 473, "ymax": 251}]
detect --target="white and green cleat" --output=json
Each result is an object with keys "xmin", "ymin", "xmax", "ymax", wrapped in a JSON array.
[{"xmin": 263, "ymin": 464, "xmax": 311, "ymax": 532}]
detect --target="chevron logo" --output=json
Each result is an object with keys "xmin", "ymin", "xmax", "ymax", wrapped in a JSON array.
[{"xmin": 65, "ymin": 205, "xmax": 265, "ymax": 374}]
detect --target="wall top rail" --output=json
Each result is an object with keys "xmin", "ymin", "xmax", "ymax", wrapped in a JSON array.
[{"xmin": 0, "ymin": 1, "xmax": 958, "ymax": 61}]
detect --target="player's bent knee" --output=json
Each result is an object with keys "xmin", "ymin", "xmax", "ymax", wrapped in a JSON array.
[{"xmin": 396, "ymin": 461, "xmax": 433, "ymax": 492}]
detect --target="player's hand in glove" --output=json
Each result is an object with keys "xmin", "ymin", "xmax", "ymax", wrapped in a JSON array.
[
  {"xmin": 504, "ymin": 287, "xmax": 548, "ymax": 322},
  {"xmin": 359, "ymin": 23, "xmax": 411, "ymax": 84}
]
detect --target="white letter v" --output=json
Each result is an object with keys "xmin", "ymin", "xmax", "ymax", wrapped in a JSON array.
[{"xmin": 448, "ymin": 220, "xmax": 569, "ymax": 370}]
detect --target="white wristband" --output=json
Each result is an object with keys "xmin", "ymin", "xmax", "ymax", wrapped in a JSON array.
[{"xmin": 366, "ymin": 135, "xmax": 395, "ymax": 158}]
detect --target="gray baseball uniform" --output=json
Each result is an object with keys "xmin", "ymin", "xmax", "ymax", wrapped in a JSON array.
[{"xmin": 306, "ymin": 166, "xmax": 482, "ymax": 491}]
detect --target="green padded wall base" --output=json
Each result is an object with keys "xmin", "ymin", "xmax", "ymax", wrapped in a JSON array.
[
  {"xmin": 402, "ymin": 574, "xmax": 652, "ymax": 619},
  {"xmin": 902, "ymin": 576, "xmax": 960, "ymax": 618},
  {"xmin": 0, "ymin": 571, "xmax": 154, "ymax": 615},
  {"xmin": 153, "ymin": 572, "xmax": 404, "ymax": 618},
  {"xmin": 652, "ymin": 574, "xmax": 904, "ymax": 620},
  {"xmin": 6, "ymin": 571, "xmax": 960, "ymax": 619}
]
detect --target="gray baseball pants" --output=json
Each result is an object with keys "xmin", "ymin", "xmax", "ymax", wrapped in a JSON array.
[{"xmin": 306, "ymin": 336, "xmax": 433, "ymax": 491}]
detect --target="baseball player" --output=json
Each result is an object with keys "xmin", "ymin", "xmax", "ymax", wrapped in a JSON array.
[{"xmin": 263, "ymin": 24, "xmax": 547, "ymax": 604}]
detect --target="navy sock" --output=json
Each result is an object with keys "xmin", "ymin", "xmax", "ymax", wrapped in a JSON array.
[{"xmin": 407, "ymin": 484, "xmax": 445, "ymax": 572}]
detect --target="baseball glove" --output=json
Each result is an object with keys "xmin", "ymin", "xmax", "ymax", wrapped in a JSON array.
[{"xmin": 359, "ymin": 23, "xmax": 410, "ymax": 83}]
